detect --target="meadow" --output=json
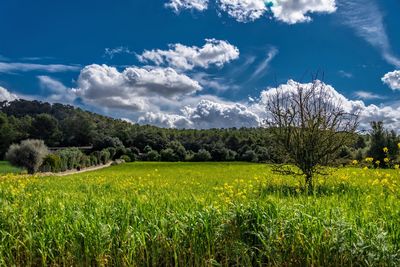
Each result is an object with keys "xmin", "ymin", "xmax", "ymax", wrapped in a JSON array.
[{"xmin": 0, "ymin": 162, "xmax": 399, "ymax": 266}]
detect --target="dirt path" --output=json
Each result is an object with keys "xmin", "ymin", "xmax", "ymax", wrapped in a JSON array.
[{"xmin": 40, "ymin": 162, "xmax": 113, "ymax": 177}]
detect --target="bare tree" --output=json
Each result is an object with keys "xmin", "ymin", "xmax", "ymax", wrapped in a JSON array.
[{"xmin": 265, "ymin": 79, "xmax": 359, "ymax": 191}]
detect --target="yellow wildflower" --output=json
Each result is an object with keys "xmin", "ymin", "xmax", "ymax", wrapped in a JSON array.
[{"xmin": 383, "ymin": 147, "xmax": 389, "ymax": 153}]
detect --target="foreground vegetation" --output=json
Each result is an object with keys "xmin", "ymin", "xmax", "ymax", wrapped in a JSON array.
[{"xmin": 0, "ymin": 162, "xmax": 399, "ymax": 266}]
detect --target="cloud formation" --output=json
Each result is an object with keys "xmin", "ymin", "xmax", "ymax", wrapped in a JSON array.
[
  {"xmin": 72, "ymin": 64, "xmax": 202, "ymax": 112},
  {"xmin": 138, "ymin": 39, "xmax": 239, "ymax": 71},
  {"xmin": 382, "ymin": 70, "xmax": 400, "ymax": 90},
  {"xmin": 338, "ymin": 0, "xmax": 400, "ymax": 67},
  {"xmin": 218, "ymin": 0, "xmax": 268, "ymax": 22},
  {"xmin": 270, "ymin": 0, "xmax": 336, "ymax": 24},
  {"xmin": 0, "ymin": 86, "xmax": 18, "ymax": 102},
  {"xmin": 0, "ymin": 62, "xmax": 80, "ymax": 73},
  {"xmin": 165, "ymin": 0, "xmax": 209, "ymax": 12},
  {"xmin": 166, "ymin": 0, "xmax": 337, "ymax": 24},
  {"xmin": 354, "ymin": 91, "xmax": 385, "ymax": 100}
]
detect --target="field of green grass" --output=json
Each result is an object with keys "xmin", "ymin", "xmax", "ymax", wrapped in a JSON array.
[
  {"xmin": 0, "ymin": 162, "xmax": 399, "ymax": 266},
  {"xmin": 0, "ymin": 161, "xmax": 23, "ymax": 174}
]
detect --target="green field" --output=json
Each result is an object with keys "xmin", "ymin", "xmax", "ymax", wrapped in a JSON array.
[
  {"xmin": 0, "ymin": 161, "xmax": 23, "ymax": 174},
  {"xmin": 0, "ymin": 162, "xmax": 399, "ymax": 266}
]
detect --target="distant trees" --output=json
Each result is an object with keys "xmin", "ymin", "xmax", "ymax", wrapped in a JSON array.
[
  {"xmin": 265, "ymin": 79, "xmax": 359, "ymax": 191},
  {"xmin": 6, "ymin": 139, "xmax": 49, "ymax": 174}
]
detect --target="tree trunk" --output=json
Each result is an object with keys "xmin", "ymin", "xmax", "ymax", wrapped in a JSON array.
[{"xmin": 305, "ymin": 174, "xmax": 313, "ymax": 193}]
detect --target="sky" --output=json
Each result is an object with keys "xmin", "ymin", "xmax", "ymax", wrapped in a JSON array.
[{"xmin": 0, "ymin": 0, "xmax": 400, "ymax": 130}]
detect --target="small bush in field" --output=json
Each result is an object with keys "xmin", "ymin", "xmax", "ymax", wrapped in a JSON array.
[
  {"xmin": 120, "ymin": 155, "xmax": 131, "ymax": 162},
  {"xmin": 6, "ymin": 139, "xmax": 49, "ymax": 174},
  {"xmin": 40, "ymin": 154, "xmax": 62, "ymax": 172}
]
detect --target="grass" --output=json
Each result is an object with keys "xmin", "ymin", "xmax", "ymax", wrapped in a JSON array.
[
  {"xmin": 0, "ymin": 161, "xmax": 23, "ymax": 174},
  {"xmin": 0, "ymin": 162, "xmax": 400, "ymax": 266}
]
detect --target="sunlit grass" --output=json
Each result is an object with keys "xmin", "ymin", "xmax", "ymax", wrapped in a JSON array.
[
  {"xmin": 0, "ymin": 161, "xmax": 23, "ymax": 174},
  {"xmin": 0, "ymin": 162, "xmax": 399, "ymax": 266}
]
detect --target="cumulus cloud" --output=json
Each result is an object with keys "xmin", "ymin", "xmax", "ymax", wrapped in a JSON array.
[
  {"xmin": 0, "ymin": 86, "xmax": 18, "ymax": 102},
  {"xmin": 165, "ymin": 0, "xmax": 209, "ymax": 12},
  {"xmin": 166, "ymin": 0, "xmax": 337, "ymax": 24},
  {"xmin": 218, "ymin": 0, "xmax": 268, "ymax": 22},
  {"xmin": 270, "ymin": 0, "xmax": 336, "ymax": 24},
  {"xmin": 138, "ymin": 39, "xmax": 239, "ymax": 71},
  {"xmin": 37, "ymin": 76, "xmax": 76, "ymax": 102},
  {"xmin": 139, "ymin": 99, "xmax": 260, "ymax": 129},
  {"xmin": 382, "ymin": 70, "xmax": 400, "ymax": 90},
  {"xmin": 72, "ymin": 64, "xmax": 202, "ymax": 112}
]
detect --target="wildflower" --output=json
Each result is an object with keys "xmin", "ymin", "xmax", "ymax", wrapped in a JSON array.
[
  {"xmin": 352, "ymin": 160, "xmax": 358, "ymax": 165},
  {"xmin": 375, "ymin": 160, "xmax": 381, "ymax": 166},
  {"xmin": 383, "ymin": 147, "xmax": 389, "ymax": 153},
  {"xmin": 384, "ymin": 157, "xmax": 390, "ymax": 163},
  {"xmin": 395, "ymin": 164, "xmax": 399, "ymax": 170},
  {"xmin": 365, "ymin": 157, "xmax": 374, "ymax": 163}
]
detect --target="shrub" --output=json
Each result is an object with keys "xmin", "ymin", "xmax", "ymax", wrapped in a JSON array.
[
  {"xmin": 40, "ymin": 154, "xmax": 62, "ymax": 173},
  {"xmin": 193, "ymin": 149, "xmax": 212, "ymax": 162},
  {"xmin": 56, "ymin": 148, "xmax": 84, "ymax": 171},
  {"xmin": 241, "ymin": 150, "xmax": 258, "ymax": 163},
  {"xmin": 80, "ymin": 155, "xmax": 91, "ymax": 168},
  {"xmin": 160, "ymin": 148, "xmax": 178, "ymax": 162},
  {"xmin": 6, "ymin": 139, "xmax": 49, "ymax": 174},
  {"xmin": 120, "ymin": 155, "xmax": 131, "ymax": 162},
  {"xmin": 146, "ymin": 150, "xmax": 160, "ymax": 161},
  {"xmin": 107, "ymin": 147, "xmax": 117, "ymax": 160},
  {"xmin": 100, "ymin": 149, "xmax": 111, "ymax": 164},
  {"xmin": 90, "ymin": 154, "xmax": 98, "ymax": 166}
]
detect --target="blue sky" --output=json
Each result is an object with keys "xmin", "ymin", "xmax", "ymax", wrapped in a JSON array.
[{"xmin": 1, "ymin": 0, "xmax": 400, "ymax": 129}]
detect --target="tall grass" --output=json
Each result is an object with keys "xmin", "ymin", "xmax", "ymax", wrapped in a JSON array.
[{"xmin": 0, "ymin": 162, "xmax": 399, "ymax": 266}]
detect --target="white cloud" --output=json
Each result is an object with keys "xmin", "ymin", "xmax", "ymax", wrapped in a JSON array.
[
  {"xmin": 167, "ymin": 0, "xmax": 337, "ymax": 24},
  {"xmin": 338, "ymin": 70, "xmax": 353, "ymax": 78},
  {"xmin": 218, "ymin": 0, "xmax": 267, "ymax": 22},
  {"xmin": 354, "ymin": 91, "xmax": 385, "ymax": 100},
  {"xmin": 0, "ymin": 62, "xmax": 80, "ymax": 73},
  {"xmin": 382, "ymin": 70, "xmax": 400, "ymax": 90},
  {"xmin": 139, "ymin": 112, "xmax": 192, "ymax": 128},
  {"xmin": 104, "ymin": 47, "xmax": 134, "ymax": 59},
  {"xmin": 165, "ymin": 0, "xmax": 209, "ymax": 12},
  {"xmin": 72, "ymin": 64, "xmax": 202, "ymax": 112},
  {"xmin": 250, "ymin": 47, "xmax": 278, "ymax": 80},
  {"xmin": 0, "ymin": 86, "xmax": 18, "ymax": 102},
  {"xmin": 37, "ymin": 76, "xmax": 76, "ymax": 102},
  {"xmin": 138, "ymin": 39, "xmax": 239, "ymax": 71},
  {"xmin": 139, "ymin": 99, "xmax": 260, "ymax": 129},
  {"xmin": 338, "ymin": 0, "xmax": 400, "ymax": 68},
  {"xmin": 270, "ymin": 0, "xmax": 336, "ymax": 24}
]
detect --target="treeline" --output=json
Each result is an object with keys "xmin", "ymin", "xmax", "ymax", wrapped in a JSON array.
[{"xmin": 0, "ymin": 99, "xmax": 398, "ymax": 165}]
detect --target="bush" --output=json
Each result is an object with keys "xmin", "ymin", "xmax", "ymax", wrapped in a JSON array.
[
  {"xmin": 120, "ymin": 155, "xmax": 131, "ymax": 162},
  {"xmin": 193, "ymin": 149, "xmax": 212, "ymax": 162},
  {"xmin": 90, "ymin": 154, "xmax": 98, "ymax": 166},
  {"xmin": 107, "ymin": 147, "xmax": 117, "ymax": 160},
  {"xmin": 6, "ymin": 139, "xmax": 49, "ymax": 174},
  {"xmin": 146, "ymin": 150, "xmax": 160, "ymax": 161},
  {"xmin": 56, "ymin": 148, "xmax": 84, "ymax": 171},
  {"xmin": 100, "ymin": 149, "xmax": 111, "ymax": 164},
  {"xmin": 40, "ymin": 154, "xmax": 62, "ymax": 172},
  {"xmin": 241, "ymin": 150, "xmax": 258, "ymax": 162},
  {"xmin": 160, "ymin": 148, "xmax": 178, "ymax": 162}
]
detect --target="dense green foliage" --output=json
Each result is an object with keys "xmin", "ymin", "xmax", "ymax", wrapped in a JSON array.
[
  {"xmin": 0, "ymin": 162, "xmax": 399, "ymax": 265},
  {"xmin": 1, "ymin": 99, "xmax": 399, "ymax": 167}
]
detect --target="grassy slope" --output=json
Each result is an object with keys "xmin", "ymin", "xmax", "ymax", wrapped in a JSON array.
[{"xmin": 0, "ymin": 162, "xmax": 399, "ymax": 266}]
